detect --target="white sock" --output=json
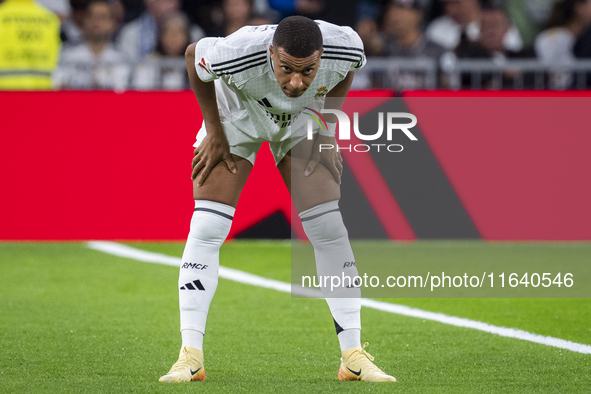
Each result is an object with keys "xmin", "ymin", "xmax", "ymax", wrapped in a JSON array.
[
  {"xmin": 300, "ymin": 200, "xmax": 362, "ymax": 351},
  {"xmin": 181, "ymin": 329, "xmax": 204, "ymax": 350},
  {"xmin": 179, "ymin": 200, "xmax": 235, "ymax": 350},
  {"xmin": 338, "ymin": 328, "xmax": 361, "ymax": 351}
]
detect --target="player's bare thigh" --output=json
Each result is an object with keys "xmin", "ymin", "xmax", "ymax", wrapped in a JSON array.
[
  {"xmin": 193, "ymin": 154, "xmax": 252, "ymax": 208},
  {"xmin": 277, "ymin": 137, "xmax": 340, "ymax": 213}
]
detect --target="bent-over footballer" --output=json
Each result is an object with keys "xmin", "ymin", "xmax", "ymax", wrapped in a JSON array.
[{"xmin": 159, "ymin": 16, "xmax": 397, "ymax": 383}]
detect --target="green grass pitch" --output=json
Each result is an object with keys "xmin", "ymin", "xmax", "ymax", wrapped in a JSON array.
[{"xmin": 0, "ymin": 241, "xmax": 590, "ymax": 393}]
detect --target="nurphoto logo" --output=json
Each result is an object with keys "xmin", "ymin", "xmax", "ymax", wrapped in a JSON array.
[{"xmin": 303, "ymin": 108, "xmax": 419, "ymax": 153}]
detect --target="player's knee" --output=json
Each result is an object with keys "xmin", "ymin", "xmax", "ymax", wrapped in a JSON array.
[
  {"xmin": 300, "ymin": 201, "xmax": 349, "ymax": 247},
  {"xmin": 311, "ymin": 216, "xmax": 348, "ymax": 245},
  {"xmin": 188, "ymin": 213, "xmax": 231, "ymax": 246},
  {"xmin": 186, "ymin": 201, "xmax": 235, "ymax": 246}
]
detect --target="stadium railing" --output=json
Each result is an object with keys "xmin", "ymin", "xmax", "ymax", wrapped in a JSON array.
[
  {"xmin": 358, "ymin": 57, "xmax": 591, "ymax": 90},
  {"xmin": 51, "ymin": 57, "xmax": 591, "ymax": 91},
  {"xmin": 443, "ymin": 59, "xmax": 591, "ymax": 90}
]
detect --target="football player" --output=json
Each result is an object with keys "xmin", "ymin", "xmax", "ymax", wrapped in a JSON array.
[{"xmin": 159, "ymin": 16, "xmax": 396, "ymax": 383}]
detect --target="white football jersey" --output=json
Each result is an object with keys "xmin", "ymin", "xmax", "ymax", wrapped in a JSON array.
[{"xmin": 194, "ymin": 21, "xmax": 366, "ymax": 143}]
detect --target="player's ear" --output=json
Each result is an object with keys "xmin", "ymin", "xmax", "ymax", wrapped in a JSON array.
[
  {"xmin": 269, "ymin": 45, "xmax": 274, "ymax": 57},
  {"xmin": 315, "ymin": 47, "xmax": 324, "ymax": 62}
]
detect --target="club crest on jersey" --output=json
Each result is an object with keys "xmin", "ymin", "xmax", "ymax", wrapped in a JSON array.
[
  {"xmin": 315, "ymin": 86, "xmax": 328, "ymax": 98},
  {"xmin": 198, "ymin": 57, "xmax": 212, "ymax": 74}
]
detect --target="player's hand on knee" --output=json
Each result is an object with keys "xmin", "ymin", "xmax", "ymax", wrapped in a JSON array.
[
  {"xmin": 304, "ymin": 135, "xmax": 343, "ymax": 184},
  {"xmin": 191, "ymin": 134, "xmax": 237, "ymax": 185}
]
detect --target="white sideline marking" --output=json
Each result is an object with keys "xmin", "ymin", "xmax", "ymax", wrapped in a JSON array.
[{"xmin": 87, "ymin": 241, "xmax": 591, "ymax": 355}]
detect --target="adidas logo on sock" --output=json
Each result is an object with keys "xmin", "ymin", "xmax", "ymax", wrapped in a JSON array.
[{"xmin": 180, "ymin": 280, "xmax": 205, "ymax": 291}]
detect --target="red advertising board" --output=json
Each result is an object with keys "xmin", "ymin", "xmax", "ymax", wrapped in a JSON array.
[{"xmin": 1, "ymin": 90, "xmax": 589, "ymax": 240}]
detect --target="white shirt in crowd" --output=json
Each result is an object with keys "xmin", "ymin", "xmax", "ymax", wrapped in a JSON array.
[
  {"xmin": 116, "ymin": 12, "xmax": 205, "ymax": 62},
  {"xmin": 535, "ymin": 27, "xmax": 576, "ymax": 62},
  {"xmin": 426, "ymin": 15, "xmax": 524, "ymax": 51},
  {"xmin": 535, "ymin": 27, "xmax": 576, "ymax": 89},
  {"xmin": 132, "ymin": 56, "xmax": 188, "ymax": 90},
  {"xmin": 54, "ymin": 43, "xmax": 131, "ymax": 90}
]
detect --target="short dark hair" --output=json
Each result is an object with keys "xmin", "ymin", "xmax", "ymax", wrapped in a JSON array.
[{"xmin": 272, "ymin": 16, "xmax": 323, "ymax": 58}]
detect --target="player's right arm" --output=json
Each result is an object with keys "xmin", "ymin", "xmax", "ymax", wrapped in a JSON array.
[{"xmin": 185, "ymin": 41, "xmax": 236, "ymax": 185}]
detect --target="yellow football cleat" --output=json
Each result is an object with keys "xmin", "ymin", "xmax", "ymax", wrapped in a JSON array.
[
  {"xmin": 338, "ymin": 342, "xmax": 397, "ymax": 382},
  {"xmin": 158, "ymin": 346, "xmax": 206, "ymax": 383}
]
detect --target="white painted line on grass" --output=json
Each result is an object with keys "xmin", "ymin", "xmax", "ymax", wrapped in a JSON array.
[{"xmin": 87, "ymin": 241, "xmax": 591, "ymax": 355}]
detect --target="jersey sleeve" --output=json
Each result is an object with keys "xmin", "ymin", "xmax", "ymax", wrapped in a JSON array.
[
  {"xmin": 347, "ymin": 29, "xmax": 367, "ymax": 72},
  {"xmin": 318, "ymin": 21, "xmax": 367, "ymax": 75},
  {"xmin": 194, "ymin": 37, "xmax": 221, "ymax": 82},
  {"xmin": 194, "ymin": 28, "xmax": 272, "ymax": 84}
]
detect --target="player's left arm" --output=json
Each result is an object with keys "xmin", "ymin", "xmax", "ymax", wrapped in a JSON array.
[
  {"xmin": 304, "ymin": 71, "xmax": 355, "ymax": 184},
  {"xmin": 326, "ymin": 71, "xmax": 355, "ymax": 99}
]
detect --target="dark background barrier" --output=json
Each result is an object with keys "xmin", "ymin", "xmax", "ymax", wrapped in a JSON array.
[{"xmin": 1, "ymin": 90, "xmax": 589, "ymax": 240}]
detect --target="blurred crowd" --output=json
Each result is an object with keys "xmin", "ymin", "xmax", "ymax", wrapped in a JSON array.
[{"xmin": 1, "ymin": 0, "xmax": 590, "ymax": 91}]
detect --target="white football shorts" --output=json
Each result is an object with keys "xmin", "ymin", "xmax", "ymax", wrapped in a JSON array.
[{"xmin": 193, "ymin": 120, "xmax": 313, "ymax": 166}]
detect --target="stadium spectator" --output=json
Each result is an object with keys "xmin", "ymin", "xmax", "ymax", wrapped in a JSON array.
[
  {"xmin": 112, "ymin": 0, "xmax": 124, "ymax": 19},
  {"xmin": 456, "ymin": 4, "xmax": 537, "ymax": 88},
  {"xmin": 379, "ymin": 0, "xmax": 446, "ymax": 59},
  {"xmin": 358, "ymin": 0, "xmax": 446, "ymax": 90},
  {"xmin": 535, "ymin": 0, "xmax": 591, "ymax": 89},
  {"xmin": 61, "ymin": 0, "xmax": 88, "ymax": 45},
  {"xmin": 210, "ymin": 0, "xmax": 253, "ymax": 36},
  {"xmin": 183, "ymin": 0, "xmax": 272, "ymax": 36},
  {"xmin": 61, "ymin": 0, "xmax": 124, "ymax": 45},
  {"xmin": 535, "ymin": 0, "xmax": 591, "ymax": 63},
  {"xmin": 109, "ymin": 0, "xmax": 125, "ymax": 34},
  {"xmin": 116, "ymin": 0, "xmax": 204, "ymax": 61},
  {"xmin": 426, "ymin": 0, "xmax": 523, "ymax": 51},
  {"xmin": 132, "ymin": 11, "xmax": 190, "ymax": 89},
  {"xmin": 54, "ymin": 0, "xmax": 130, "ymax": 89},
  {"xmin": 504, "ymin": 0, "xmax": 559, "ymax": 46},
  {"xmin": 0, "ymin": 0, "xmax": 61, "ymax": 90},
  {"xmin": 355, "ymin": 18, "xmax": 382, "ymax": 56}
]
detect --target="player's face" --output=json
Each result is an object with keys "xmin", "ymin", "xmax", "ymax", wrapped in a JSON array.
[{"xmin": 270, "ymin": 46, "xmax": 323, "ymax": 98}]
